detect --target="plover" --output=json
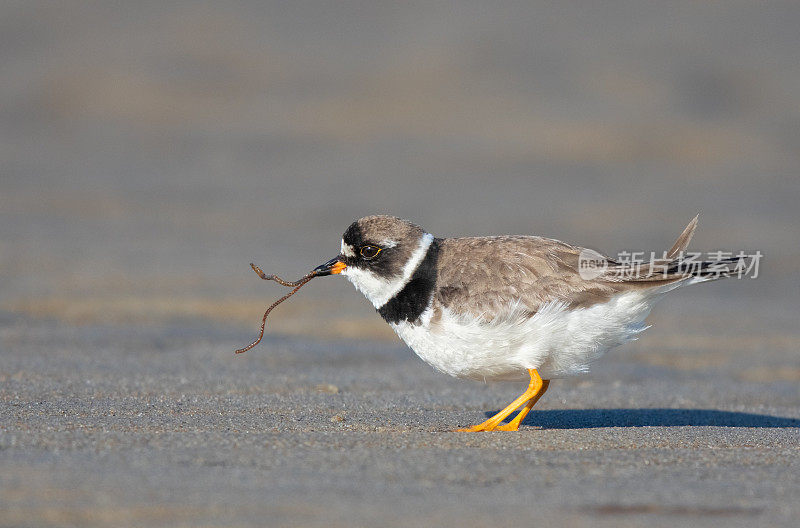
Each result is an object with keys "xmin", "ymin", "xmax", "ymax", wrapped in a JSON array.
[{"xmin": 311, "ymin": 215, "xmax": 734, "ymax": 431}]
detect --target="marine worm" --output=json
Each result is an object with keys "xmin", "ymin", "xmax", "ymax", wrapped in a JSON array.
[{"xmin": 234, "ymin": 264, "xmax": 318, "ymax": 354}]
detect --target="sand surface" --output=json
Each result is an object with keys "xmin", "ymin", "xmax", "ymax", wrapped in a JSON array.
[{"xmin": 2, "ymin": 316, "xmax": 799, "ymax": 527}]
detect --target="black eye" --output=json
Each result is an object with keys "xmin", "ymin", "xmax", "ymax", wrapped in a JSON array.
[{"xmin": 360, "ymin": 245, "xmax": 382, "ymax": 260}]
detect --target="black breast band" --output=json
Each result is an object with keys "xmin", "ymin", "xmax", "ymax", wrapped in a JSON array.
[{"xmin": 378, "ymin": 238, "xmax": 440, "ymax": 324}]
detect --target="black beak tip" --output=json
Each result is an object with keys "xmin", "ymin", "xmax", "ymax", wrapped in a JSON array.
[{"xmin": 313, "ymin": 257, "xmax": 342, "ymax": 276}]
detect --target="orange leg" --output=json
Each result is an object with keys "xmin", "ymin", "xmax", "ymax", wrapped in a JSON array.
[
  {"xmin": 456, "ymin": 369, "xmax": 549, "ymax": 432},
  {"xmin": 494, "ymin": 379, "xmax": 550, "ymax": 431}
]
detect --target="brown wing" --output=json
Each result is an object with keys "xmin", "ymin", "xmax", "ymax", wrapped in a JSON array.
[
  {"xmin": 435, "ymin": 216, "xmax": 701, "ymax": 320},
  {"xmin": 435, "ymin": 236, "xmax": 624, "ymax": 319}
]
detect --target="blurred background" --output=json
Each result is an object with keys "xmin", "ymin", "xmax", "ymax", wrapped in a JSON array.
[{"xmin": 1, "ymin": 1, "xmax": 798, "ymax": 339}]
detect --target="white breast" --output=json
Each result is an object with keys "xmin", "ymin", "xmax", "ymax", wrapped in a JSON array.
[{"xmin": 391, "ymin": 290, "xmax": 660, "ymax": 381}]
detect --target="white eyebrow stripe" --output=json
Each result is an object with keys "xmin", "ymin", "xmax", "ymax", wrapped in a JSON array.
[
  {"xmin": 341, "ymin": 239, "xmax": 356, "ymax": 258},
  {"xmin": 379, "ymin": 239, "xmax": 398, "ymax": 248}
]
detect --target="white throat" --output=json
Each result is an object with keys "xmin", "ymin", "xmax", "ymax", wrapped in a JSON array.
[{"xmin": 342, "ymin": 232, "xmax": 434, "ymax": 309}]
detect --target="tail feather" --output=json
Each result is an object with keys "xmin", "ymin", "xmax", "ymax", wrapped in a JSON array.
[
  {"xmin": 667, "ymin": 256, "xmax": 739, "ymax": 283},
  {"xmin": 602, "ymin": 214, "xmax": 737, "ymax": 285},
  {"xmin": 666, "ymin": 213, "xmax": 699, "ymax": 259},
  {"xmin": 663, "ymin": 214, "xmax": 737, "ymax": 283}
]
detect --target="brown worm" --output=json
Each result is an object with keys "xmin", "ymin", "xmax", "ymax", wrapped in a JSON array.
[{"xmin": 234, "ymin": 264, "xmax": 318, "ymax": 354}]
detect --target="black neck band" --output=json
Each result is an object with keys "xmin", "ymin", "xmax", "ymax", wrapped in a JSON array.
[{"xmin": 378, "ymin": 238, "xmax": 440, "ymax": 324}]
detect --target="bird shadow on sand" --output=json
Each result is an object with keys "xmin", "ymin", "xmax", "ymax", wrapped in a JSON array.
[{"xmin": 493, "ymin": 409, "xmax": 800, "ymax": 429}]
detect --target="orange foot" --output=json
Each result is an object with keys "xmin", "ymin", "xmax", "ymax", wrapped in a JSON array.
[{"xmin": 455, "ymin": 371, "xmax": 550, "ymax": 432}]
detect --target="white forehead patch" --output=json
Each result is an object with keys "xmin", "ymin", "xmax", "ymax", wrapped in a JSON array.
[{"xmin": 341, "ymin": 239, "xmax": 356, "ymax": 258}]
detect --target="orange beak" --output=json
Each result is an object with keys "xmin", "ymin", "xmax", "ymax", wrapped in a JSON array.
[{"xmin": 313, "ymin": 257, "xmax": 347, "ymax": 276}]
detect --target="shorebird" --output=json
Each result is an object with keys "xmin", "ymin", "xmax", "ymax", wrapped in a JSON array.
[{"xmin": 308, "ymin": 214, "xmax": 734, "ymax": 431}]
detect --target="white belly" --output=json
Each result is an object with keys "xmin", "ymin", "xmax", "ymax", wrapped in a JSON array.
[{"xmin": 390, "ymin": 291, "xmax": 658, "ymax": 381}]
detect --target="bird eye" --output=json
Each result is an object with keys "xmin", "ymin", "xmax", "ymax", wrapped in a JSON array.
[{"xmin": 360, "ymin": 245, "xmax": 382, "ymax": 260}]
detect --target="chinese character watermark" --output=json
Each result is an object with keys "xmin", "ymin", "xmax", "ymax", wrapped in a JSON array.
[{"xmin": 578, "ymin": 249, "xmax": 762, "ymax": 281}]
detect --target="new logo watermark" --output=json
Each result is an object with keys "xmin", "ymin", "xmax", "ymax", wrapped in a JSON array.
[{"xmin": 578, "ymin": 249, "xmax": 610, "ymax": 280}]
